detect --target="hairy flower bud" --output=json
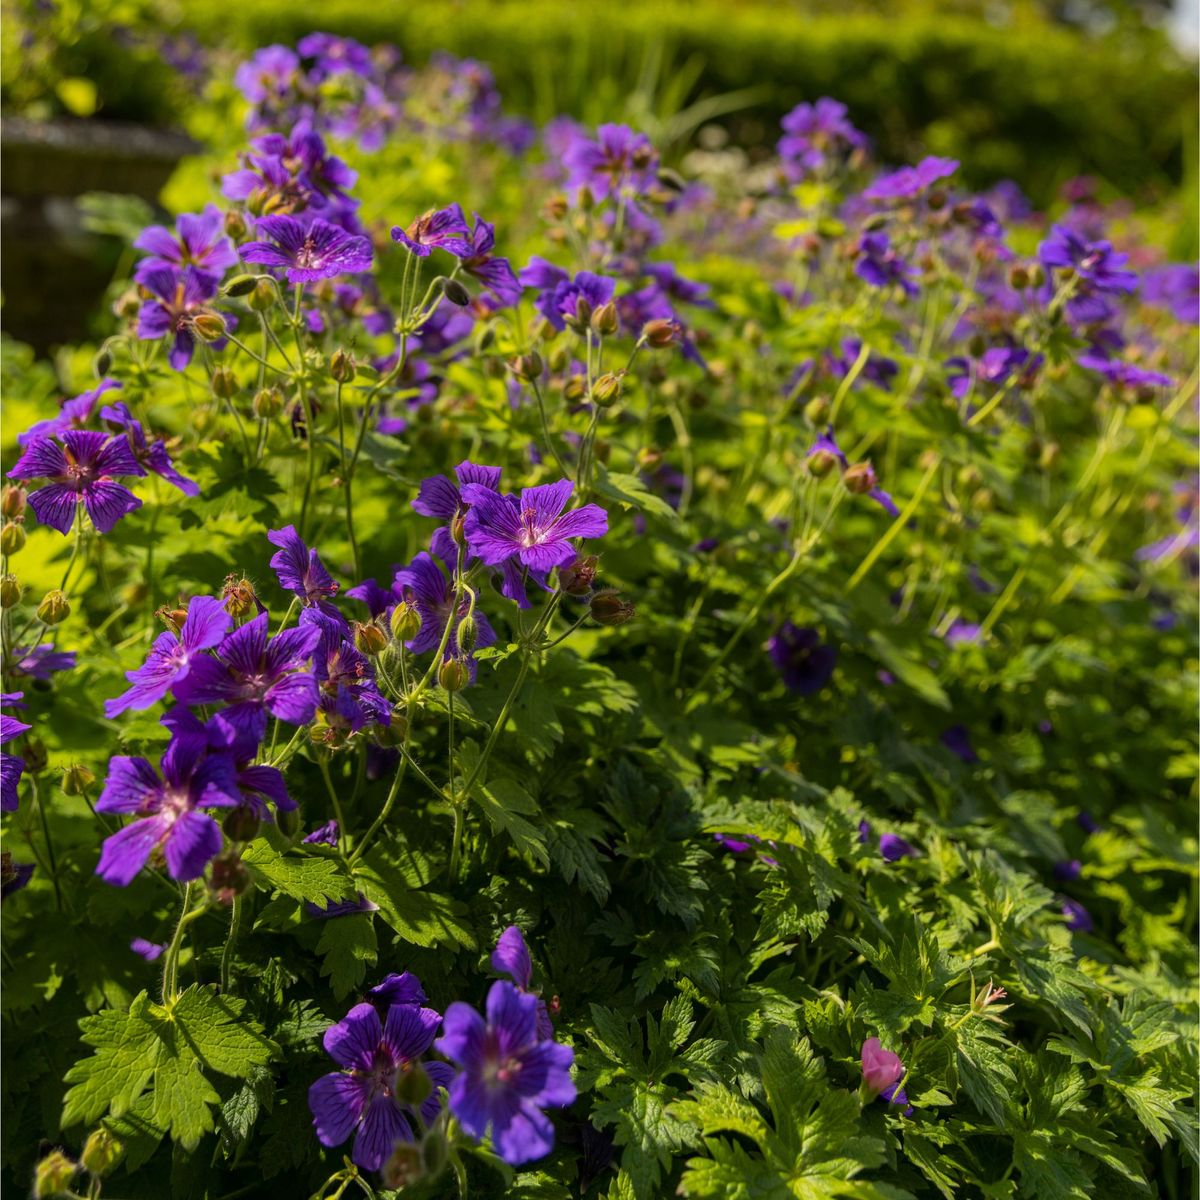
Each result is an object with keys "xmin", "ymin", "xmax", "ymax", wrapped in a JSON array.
[
  {"xmin": 211, "ymin": 366, "xmax": 239, "ymax": 399},
  {"xmin": 1008, "ymin": 264, "xmax": 1031, "ymax": 290},
  {"xmin": 353, "ymin": 621, "xmax": 387, "ymax": 656},
  {"xmin": 222, "ymin": 804, "xmax": 261, "ymax": 844},
  {"xmin": 2, "ymin": 485, "xmax": 26, "ymax": 520},
  {"xmin": 222, "ymin": 273, "xmax": 260, "ymax": 298},
  {"xmin": 223, "ymin": 575, "xmax": 258, "ymax": 619},
  {"xmin": 34, "ymin": 1149, "xmax": 76, "ymax": 1198},
  {"xmin": 1, "ymin": 575, "xmax": 21, "ymax": 608},
  {"xmin": 330, "ymin": 349, "xmax": 357, "ymax": 383},
  {"xmin": 566, "ymin": 294, "xmax": 593, "ymax": 333},
  {"xmin": 80, "ymin": 1128, "xmax": 121, "ymax": 1178},
  {"xmin": 563, "ymin": 374, "xmax": 587, "ymax": 403},
  {"xmin": 37, "ymin": 589, "xmax": 70, "ymax": 626},
  {"xmin": 438, "ymin": 657, "xmax": 469, "ymax": 692},
  {"xmin": 441, "ymin": 277, "xmax": 471, "ymax": 307},
  {"xmin": 559, "ymin": 554, "xmax": 598, "ymax": 596},
  {"xmin": 842, "ymin": 462, "xmax": 878, "ymax": 495},
  {"xmin": 252, "ymin": 386, "xmax": 283, "ymax": 418},
  {"xmin": 393, "ymin": 1061, "xmax": 432, "ymax": 1107},
  {"xmin": 382, "ymin": 1143, "xmax": 425, "ymax": 1190},
  {"xmin": 93, "ymin": 346, "xmax": 114, "ymax": 377},
  {"xmin": 642, "ymin": 318, "xmax": 679, "ymax": 348},
  {"xmin": 450, "ymin": 513, "xmax": 467, "ymax": 546},
  {"xmin": 862, "ymin": 212, "xmax": 889, "ymax": 232},
  {"xmin": 510, "ymin": 352, "xmax": 544, "ymax": 381},
  {"xmin": 803, "ymin": 396, "xmax": 830, "ymax": 425},
  {"xmin": 192, "ymin": 312, "xmax": 227, "ymax": 342},
  {"xmin": 1, "ymin": 521, "xmax": 26, "ymax": 556},
  {"xmin": 807, "ymin": 449, "xmax": 839, "ymax": 479},
  {"xmin": 1027, "ymin": 262, "xmax": 1046, "ymax": 289},
  {"xmin": 590, "ymin": 589, "xmax": 635, "ymax": 626},
  {"xmin": 591, "ymin": 301, "xmax": 619, "ymax": 336},
  {"xmin": 247, "ymin": 277, "xmax": 277, "ymax": 312},
  {"xmin": 61, "ymin": 763, "xmax": 96, "ymax": 796},
  {"xmin": 209, "ymin": 851, "xmax": 251, "ymax": 901},
  {"xmin": 456, "ymin": 613, "xmax": 478, "ymax": 656},
  {"xmin": 224, "ymin": 210, "xmax": 248, "ymax": 240},
  {"xmin": 591, "ymin": 372, "xmax": 622, "ymax": 408},
  {"xmin": 390, "ymin": 602, "xmax": 421, "ymax": 643},
  {"xmin": 277, "ymin": 806, "xmax": 301, "ymax": 839}
]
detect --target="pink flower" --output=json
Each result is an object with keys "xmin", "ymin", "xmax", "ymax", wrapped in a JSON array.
[{"xmin": 860, "ymin": 1037, "xmax": 904, "ymax": 1097}]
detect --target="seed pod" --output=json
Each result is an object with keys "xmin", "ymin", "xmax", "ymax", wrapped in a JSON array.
[
  {"xmin": 590, "ymin": 589, "xmax": 635, "ymax": 626},
  {"xmin": 37, "ymin": 589, "xmax": 70, "ymax": 626},
  {"xmin": 222, "ymin": 575, "xmax": 259, "ymax": 619},
  {"xmin": 559, "ymin": 554, "xmax": 598, "ymax": 596}
]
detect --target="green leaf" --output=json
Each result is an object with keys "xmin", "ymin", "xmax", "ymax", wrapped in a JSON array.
[
  {"xmin": 474, "ymin": 774, "xmax": 550, "ymax": 867},
  {"xmin": 62, "ymin": 992, "xmax": 160, "ymax": 1127},
  {"xmin": 355, "ymin": 857, "xmax": 476, "ymax": 950},
  {"xmin": 242, "ymin": 838, "xmax": 356, "ymax": 905},
  {"xmin": 316, "ymin": 913, "xmax": 378, "ymax": 997},
  {"xmin": 594, "ymin": 467, "xmax": 681, "ymax": 523}
]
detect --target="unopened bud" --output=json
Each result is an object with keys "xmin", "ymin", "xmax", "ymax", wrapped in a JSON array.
[
  {"xmin": 438, "ymin": 657, "xmax": 469, "ymax": 692},
  {"xmin": 591, "ymin": 372, "xmax": 622, "ymax": 408},
  {"xmin": 224, "ymin": 210, "xmax": 248, "ymax": 240},
  {"xmin": 510, "ymin": 352, "xmax": 544, "ymax": 381},
  {"xmin": 93, "ymin": 347, "xmax": 114, "ymax": 377},
  {"xmin": 559, "ymin": 554, "xmax": 598, "ymax": 596},
  {"xmin": 222, "ymin": 575, "xmax": 258, "ymax": 619},
  {"xmin": 2, "ymin": 486, "xmax": 26, "ymax": 519},
  {"xmin": 277, "ymin": 807, "xmax": 301, "ymax": 839},
  {"xmin": 642, "ymin": 318, "xmax": 678, "ymax": 348},
  {"xmin": 393, "ymin": 1061, "xmax": 432, "ymax": 1107},
  {"xmin": 192, "ymin": 312, "xmax": 227, "ymax": 342},
  {"xmin": 576, "ymin": 184, "xmax": 595, "ymax": 212},
  {"xmin": 450, "ymin": 513, "xmax": 467, "ymax": 546},
  {"xmin": 211, "ymin": 366, "xmax": 239, "ymax": 399},
  {"xmin": 1040, "ymin": 442, "xmax": 1061, "ymax": 470},
  {"xmin": 842, "ymin": 462, "xmax": 878, "ymax": 495},
  {"xmin": 803, "ymin": 396, "xmax": 830, "ymax": 425},
  {"xmin": 456, "ymin": 613, "xmax": 478, "ymax": 656},
  {"xmin": 80, "ymin": 1128, "xmax": 121, "ymax": 1177},
  {"xmin": 37, "ymin": 589, "xmax": 70, "ymax": 626},
  {"xmin": 590, "ymin": 589, "xmax": 635, "ymax": 626},
  {"xmin": 567, "ymin": 294, "xmax": 593, "ymax": 333},
  {"xmin": 252, "ymin": 386, "xmax": 282, "ymax": 418},
  {"xmin": 248, "ymin": 277, "xmax": 277, "ymax": 312},
  {"xmin": 807, "ymin": 449, "xmax": 839, "ymax": 479},
  {"xmin": 1008, "ymin": 264, "xmax": 1030, "ymax": 290},
  {"xmin": 862, "ymin": 212, "xmax": 889, "ymax": 232},
  {"xmin": 24, "ymin": 737, "xmax": 48, "ymax": 774},
  {"xmin": 591, "ymin": 301, "xmax": 619, "ymax": 336},
  {"xmin": 222, "ymin": 804, "xmax": 261, "ymax": 844},
  {"xmin": 208, "ymin": 852, "xmax": 251, "ymax": 901},
  {"xmin": 422, "ymin": 1128, "xmax": 448, "ymax": 1177},
  {"xmin": 390, "ymin": 602, "xmax": 421, "ymax": 642},
  {"xmin": 114, "ymin": 287, "xmax": 142, "ymax": 320},
  {"xmin": 1, "ymin": 522, "xmax": 26, "ymax": 555},
  {"xmin": 563, "ymin": 374, "xmax": 587, "ymax": 403},
  {"xmin": 61, "ymin": 763, "xmax": 96, "ymax": 796},
  {"xmin": 222, "ymin": 273, "xmax": 259, "ymax": 298},
  {"xmin": 34, "ymin": 1149, "xmax": 75, "ymax": 1198},
  {"xmin": 441, "ymin": 277, "xmax": 471, "ymax": 307},
  {"xmin": 154, "ymin": 605, "xmax": 187, "ymax": 636},
  {"xmin": 927, "ymin": 188, "xmax": 947, "ymax": 211},
  {"xmin": 353, "ymin": 621, "xmax": 387, "ymax": 656},
  {"xmin": 330, "ymin": 349, "xmax": 356, "ymax": 383},
  {"xmin": 967, "ymin": 333, "xmax": 987, "ymax": 359},
  {"xmin": 382, "ymin": 1143, "xmax": 425, "ymax": 1190},
  {"xmin": 1027, "ymin": 263, "xmax": 1045, "ymax": 289},
  {"xmin": 0, "ymin": 575, "xmax": 20, "ymax": 608}
]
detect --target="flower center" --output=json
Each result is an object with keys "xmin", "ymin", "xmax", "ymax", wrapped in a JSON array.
[{"xmin": 518, "ymin": 506, "xmax": 543, "ymax": 548}]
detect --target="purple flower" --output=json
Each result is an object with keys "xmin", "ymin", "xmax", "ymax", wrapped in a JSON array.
[
  {"xmin": 94, "ymin": 738, "xmax": 242, "ymax": 886},
  {"xmin": 242, "ymin": 215, "xmax": 372, "ymax": 283},
  {"xmin": 304, "ymin": 610, "xmax": 391, "ymax": 735},
  {"xmin": 1142, "ymin": 264, "xmax": 1199, "ymax": 323},
  {"xmin": 946, "ymin": 346, "xmax": 1037, "ymax": 399},
  {"xmin": 1, "ymin": 695, "xmax": 31, "ymax": 813},
  {"xmin": 1039, "ymin": 225, "xmax": 1137, "ymax": 295},
  {"xmin": 308, "ymin": 1002, "xmax": 452, "ymax": 1171},
  {"xmin": 234, "ymin": 44, "xmax": 299, "ymax": 106},
  {"xmin": 390, "ymin": 205, "xmax": 472, "ymax": 258},
  {"xmin": 461, "ymin": 479, "xmax": 608, "ymax": 573},
  {"xmin": 459, "ymin": 212, "xmax": 521, "ymax": 304},
  {"xmin": 173, "ymin": 612, "xmax": 321, "ymax": 746},
  {"xmin": 855, "ymin": 233, "xmax": 918, "ymax": 296},
  {"xmin": 104, "ymin": 595, "xmax": 231, "ymax": 718},
  {"xmin": 393, "ymin": 552, "xmax": 496, "ymax": 666},
  {"xmin": 860, "ymin": 1037, "xmax": 904, "ymax": 1096},
  {"xmin": 879, "ymin": 833, "xmax": 918, "ymax": 862},
  {"xmin": 942, "ymin": 619, "xmax": 984, "ymax": 647},
  {"xmin": 858, "ymin": 820, "xmax": 871, "ymax": 844},
  {"xmin": 940, "ymin": 724, "xmax": 978, "ymax": 763},
  {"xmin": 2, "ymin": 857, "xmax": 34, "ymax": 900},
  {"xmin": 864, "ymin": 156, "xmax": 959, "ymax": 201},
  {"xmin": 519, "ymin": 260, "xmax": 615, "ymax": 332},
  {"xmin": 130, "ymin": 938, "xmax": 165, "ymax": 961},
  {"xmin": 133, "ymin": 205, "xmax": 237, "ymax": 289},
  {"xmin": 365, "ymin": 972, "xmax": 427, "ymax": 1012},
  {"xmin": 18, "ymin": 378, "xmax": 121, "ymax": 446},
  {"xmin": 1077, "ymin": 811, "xmax": 1101, "ymax": 835},
  {"xmin": 296, "ymin": 32, "xmax": 374, "ymax": 81},
  {"xmin": 136, "ymin": 265, "xmax": 223, "ymax": 371},
  {"xmin": 304, "ymin": 819, "xmax": 340, "ymax": 846},
  {"xmin": 1053, "ymin": 859, "xmax": 1082, "ymax": 883},
  {"xmin": 778, "ymin": 98, "xmax": 866, "ymax": 175},
  {"xmin": 267, "ymin": 525, "xmax": 342, "ymax": 617},
  {"xmin": 1061, "ymin": 899, "xmax": 1093, "ymax": 933},
  {"xmin": 492, "ymin": 926, "xmax": 554, "ymax": 1040},
  {"xmin": 436, "ymin": 980, "xmax": 576, "ymax": 1165},
  {"xmin": 412, "ymin": 460, "xmax": 503, "ymax": 563},
  {"xmin": 1077, "ymin": 354, "xmax": 1172, "ymax": 392},
  {"xmin": 767, "ymin": 623, "xmax": 837, "ymax": 695},
  {"xmin": 10, "ymin": 645, "xmax": 76, "ymax": 680},
  {"xmin": 99, "ymin": 400, "xmax": 200, "ymax": 495},
  {"xmin": 8, "ymin": 429, "xmax": 144, "ymax": 535},
  {"xmin": 563, "ymin": 123, "xmax": 658, "ymax": 201}
]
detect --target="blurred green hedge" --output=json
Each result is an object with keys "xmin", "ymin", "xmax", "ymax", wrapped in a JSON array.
[{"xmin": 174, "ymin": 0, "xmax": 1194, "ymax": 203}]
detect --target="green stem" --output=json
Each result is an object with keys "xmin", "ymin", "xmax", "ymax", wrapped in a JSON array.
[
  {"xmin": 161, "ymin": 882, "xmax": 204, "ymax": 1002},
  {"xmin": 318, "ymin": 755, "xmax": 350, "ymax": 859},
  {"xmin": 529, "ymin": 375, "xmax": 572, "ymax": 478},
  {"xmin": 220, "ymin": 895, "xmax": 243, "ymax": 995},
  {"xmin": 349, "ymin": 751, "xmax": 409, "ymax": 866}
]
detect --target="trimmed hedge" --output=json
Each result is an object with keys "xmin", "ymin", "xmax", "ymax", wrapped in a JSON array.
[{"xmin": 175, "ymin": 0, "xmax": 1195, "ymax": 202}]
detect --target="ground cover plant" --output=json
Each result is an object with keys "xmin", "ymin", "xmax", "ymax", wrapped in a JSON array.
[{"xmin": 1, "ymin": 29, "xmax": 1198, "ymax": 1200}]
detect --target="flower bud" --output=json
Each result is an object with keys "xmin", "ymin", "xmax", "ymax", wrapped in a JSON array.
[
  {"xmin": 450, "ymin": 513, "xmax": 467, "ymax": 546},
  {"xmin": 439, "ymin": 657, "xmax": 469, "ymax": 692},
  {"xmin": 93, "ymin": 347, "xmax": 114, "ymax": 377},
  {"xmin": 1040, "ymin": 442, "xmax": 1061, "ymax": 470},
  {"xmin": 330, "ymin": 349, "xmax": 356, "ymax": 383},
  {"xmin": 591, "ymin": 372, "xmax": 622, "ymax": 408},
  {"xmin": 353, "ymin": 621, "xmax": 387, "ymax": 656},
  {"xmin": 576, "ymin": 184, "xmax": 595, "ymax": 212},
  {"xmin": 223, "ymin": 575, "xmax": 259, "ymax": 619},
  {"xmin": 842, "ymin": 462, "xmax": 879, "ymax": 495},
  {"xmin": 1, "ymin": 521, "xmax": 27, "ymax": 555},
  {"xmin": 457, "ymin": 612, "xmax": 478, "ymax": 656},
  {"xmin": 222, "ymin": 804, "xmax": 261, "ymax": 844},
  {"xmin": 153, "ymin": 605, "xmax": 187, "ymax": 636},
  {"xmin": 393, "ymin": 1061, "xmax": 432, "ymax": 1107},
  {"xmin": 862, "ymin": 212, "xmax": 889, "ymax": 232},
  {"xmin": 211, "ymin": 366, "xmax": 239, "ymax": 399},
  {"xmin": 591, "ymin": 301, "xmax": 619, "ymax": 336},
  {"xmin": 563, "ymin": 375, "xmax": 587, "ymax": 403},
  {"xmin": 1008, "ymin": 264, "xmax": 1030, "ymax": 290},
  {"xmin": 277, "ymin": 806, "xmax": 301, "ymax": 839},
  {"xmin": 441, "ymin": 277, "xmax": 471, "ymax": 307},
  {"xmin": 967, "ymin": 333, "xmax": 988, "ymax": 359},
  {"xmin": 253, "ymin": 386, "xmax": 283, "ymax": 418},
  {"xmin": 807, "ymin": 450, "xmax": 839, "ymax": 479},
  {"xmin": 422, "ymin": 1128, "xmax": 448, "ymax": 1177},
  {"xmin": 2, "ymin": 486, "xmax": 26, "ymax": 519},
  {"xmin": 1, "ymin": 575, "xmax": 21, "ymax": 608},
  {"xmin": 803, "ymin": 396, "xmax": 830, "ymax": 425},
  {"xmin": 248, "ymin": 277, "xmax": 277, "ymax": 312},
  {"xmin": 224, "ymin": 210, "xmax": 248, "ymax": 239},
  {"xmin": 390, "ymin": 602, "xmax": 421, "ymax": 643},
  {"xmin": 80, "ymin": 1128, "xmax": 121, "ymax": 1177},
  {"xmin": 24, "ymin": 737, "xmax": 48, "ymax": 774},
  {"xmin": 192, "ymin": 312, "xmax": 227, "ymax": 342},
  {"xmin": 1027, "ymin": 262, "xmax": 1045, "ymax": 289},
  {"xmin": 61, "ymin": 763, "xmax": 96, "ymax": 796},
  {"xmin": 567, "ymin": 294, "xmax": 593, "ymax": 333},
  {"xmin": 208, "ymin": 852, "xmax": 251, "ymax": 901},
  {"xmin": 382, "ymin": 1143, "xmax": 425, "ymax": 1190},
  {"xmin": 375, "ymin": 710, "xmax": 408, "ymax": 747},
  {"xmin": 510, "ymin": 352, "xmax": 544, "ymax": 381},
  {"xmin": 559, "ymin": 554, "xmax": 598, "ymax": 596},
  {"xmin": 34, "ymin": 1149, "xmax": 75, "ymax": 1198},
  {"xmin": 37, "ymin": 589, "xmax": 70, "ymax": 626},
  {"xmin": 114, "ymin": 287, "xmax": 142, "ymax": 320},
  {"xmin": 642, "ymin": 318, "xmax": 679, "ymax": 348},
  {"xmin": 222, "ymin": 273, "xmax": 260, "ymax": 298},
  {"xmin": 590, "ymin": 589, "xmax": 635, "ymax": 626}
]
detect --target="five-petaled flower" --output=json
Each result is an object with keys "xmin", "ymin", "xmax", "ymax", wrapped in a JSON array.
[{"xmin": 242, "ymin": 214, "xmax": 373, "ymax": 282}]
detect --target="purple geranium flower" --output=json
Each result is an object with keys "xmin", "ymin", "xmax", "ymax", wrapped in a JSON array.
[
  {"xmin": 1061, "ymin": 898, "xmax": 1094, "ymax": 933},
  {"xmin": 1, "ymin": 694, "xmax": 31, "ymax": 813},
  {"xmin": 412, "ymin": 460, "xmax": 503, "ymax": 563},
  {"xmin": 1039, "ymin": 225, "xmax": 1137, "ymax": 295},
  {"xmin": 94, "ymin": 738, "xmax": 242, "ymax": 886},
  {"xmin": 10, "ymin": 645, "xmax": 76, "ymax": 680},
  {"xmin": 767, "ymin": 623, "xmax": 837, "ymax": 695},
  {"xmin": 436, "ymin": 980, "xmax": 576, "ymax": 1165},
  {"xmin": 531, "ymin": 269, "xmax": 616, "ymax": 333},
  {"xmin": 267, "ymin": 525, "xmax": 343, "ymax": 619},
  {"xmin": 130, "ymin": 938, "xmax": 166, "ymax": 961},
  {"xmin": 8, "ymin": 429, "xmax": 144, "ymax": 535},
  {"xmin": 133, "ymin": 205, "xmax": 238, "ymax": 290},
  {"xmin": 563, "ymin": 123, "xmax": 658, "ymax": 201},
  {"xmin": 946, "ymin": 346, "xmax": 1036, "ymax": 399},
  {"xmin": 1142, "ymin": 263, "xmax": 1199, "ymax": 323},
  {"xmin": 879, "ymin": 833, "xmax": 919, "ymax": 862},
  {"xmin": 105, "ymin": 595, "xmax": 231, "ymax": 718},
  {"xmin": 492, "ymin": 926, "xmax": 554, "ymax": 1040},
  {"xmin": 390, "ymin": 205, "xmax": 472, "ymax": 258},
  {"xmin": 234, "ymin": 44, "xmax": 299, "ymax": 106},
  {"xmin": 303, "ymin": 819, "xmax": 340, "ymax": 846},
  {"xmin": 864, "ymin": 156, "xmax": 959, "ymax": 201},
  {"xmin": 308, "ymin": 1002, "xmax": 452, "ymax": 1171},
  {"xmin": 18, "ymin": 378, "xmax": 121, "ymax": 446},
  {"xmin": 855, "ymin": 232, "xmax": 918, "ymax": 296},
  {"xmin": 136, "ymin": 265, "xmax": 223, "ymax": 371},
  {"xmin": 173, "ymin": 612, "xmax": 321, "ymax": 746},
  {"xmin": 99, "ymin": 400, "xmax": 200, "ymax": 495},
  {"xmin": 365, "ymin": 971, "xmax": 427, "ymax": 1012},
  {"xmin": 242, "ymin": 215, "xmax": 372, "ymax": 283},
  {"xmin": 1077, "ymin": 354, "xmax": 1171, "ymax": 392},
  {"xmin": 461, "ymin": 479, "xmax": 608, "ymax": 572},
  {"xmin": 393, "ymin": 552, "xmax": 497, "ymax": 664},
  {"xmin": 459, "ymin": 213, "xmax": 521, "ymax": 305},
  {"xmin": 940, "ymin": 724, "xmax": 978, "ymax": 763},
  {"xmin": 778, "ymin": 97, "xmax": 866, "ymax": 175}
]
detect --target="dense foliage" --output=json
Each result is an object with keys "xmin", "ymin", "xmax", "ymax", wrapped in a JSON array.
[{"xmin": 2, "ymin": 30, "xmax": 1198, "ymax": 1200}]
